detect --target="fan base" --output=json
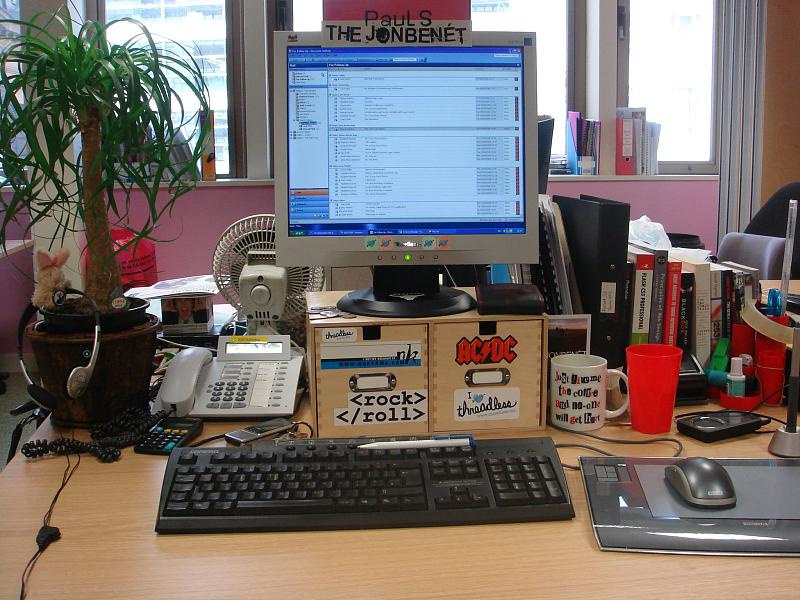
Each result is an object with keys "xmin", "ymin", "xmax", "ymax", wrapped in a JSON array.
[{"xmin": 337, "ymin": 286, "xmax": 476, "ymax": 318}]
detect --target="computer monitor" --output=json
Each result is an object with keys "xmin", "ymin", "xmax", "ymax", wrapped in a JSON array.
[{"xmin": 274, "ymin": 32, "xmax": 538, "ymax": 317}]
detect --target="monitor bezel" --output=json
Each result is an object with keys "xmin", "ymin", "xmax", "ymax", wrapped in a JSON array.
[{"xmin": 274, "ymin": 31, "xmax": 538, "ymax": 268}]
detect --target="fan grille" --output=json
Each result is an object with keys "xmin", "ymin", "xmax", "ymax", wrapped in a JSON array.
[{"xmin": 212, "ymin": 215, "xmax": 324, "ymax": 343}]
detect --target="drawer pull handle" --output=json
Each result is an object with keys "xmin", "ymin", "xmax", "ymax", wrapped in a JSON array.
[
  {"xmin": 464, "ymin": 368, "xmax": 510, "ymax": 387},
  {"xmin": 349, "ymin": 373, "xmax": 397, "ymax": 392}
]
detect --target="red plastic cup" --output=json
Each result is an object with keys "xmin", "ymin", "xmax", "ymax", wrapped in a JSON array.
[
  {"xmin": 730, "ymin": 322, "xmax": 756, "ymax": 359},
  {"xmin": 757, "ymin": 349, "xmax": 786, "ymax": 405},
  {"xmin": 626, "ymin": 344, "xmax": 683, "ymax": 434},
  {"xmin": 755, "ymin": 315, "xmax": 789, "ymax": 357}
]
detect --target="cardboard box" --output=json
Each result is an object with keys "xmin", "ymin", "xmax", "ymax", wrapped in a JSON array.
[
  {"xmin": 431, "ymin": 319, "xmax": 546, "ymax": 433},
  {"xmin": 307, "ymin": 290, "xmax": 547, "ymax": 437},
  {"xmin": 160, "ymin": 295, "xmax": 214, "ymax": 334},
  {"xmin": 312, "ymin": 323, "xmax": 429, "ymax": 437}
]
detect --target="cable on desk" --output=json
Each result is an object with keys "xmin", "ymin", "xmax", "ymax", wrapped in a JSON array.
[
  {"xmin": 157, "ymin": 337, "xmax": 218, "ymax": 353},
  {"xmin": 19, "ymin": 450, "xmax": 80, "ymax": 600},
  {"xmin": 189, "ymin": 433, "xmax": 227, "ymax": 448},
  {"xmin": 550, "ymin": 423, "xmax": 684, "ymax": 471},
  {"xmin": 293, "ymin": 420, "xmax": 314, "ymax": 438}
]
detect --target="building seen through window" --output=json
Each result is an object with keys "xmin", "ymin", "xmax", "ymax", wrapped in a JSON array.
[{"xmin": 104, "ymin": 0, "xmax": 231, "ymax": 176}]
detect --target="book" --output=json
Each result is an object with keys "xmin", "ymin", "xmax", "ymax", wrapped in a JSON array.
[
  {"xmin": 627, "ymin": 245, "xmax": 654, "ymax": 345},
  {"xmin": 722, "ymin": 267, "xmax": 734, "ymax": 337},
  {"xmin": 566, "ymin": 111, "xmax": 600, "ymax": 175},
  {"xmin": 540, "ymin": 195, "xmax": 573, "ymax": 314},
  {"xmin": 645, "ymin": 121, "xmax": 661, "ymax": 175},
  {"xmin": 708, "ymin": 264, "xmax": 733, "ymax": 347},
  {"xmin": 616, "ymin": 107, "xmax": 646, "ymax": 175},
  {"xmin": 199, "ymin": 110, "xmax": 216, "ymax": 181},
  {"xmin": 670, "ymin": 250, "xmax": 712, "ymax": 367},
  {"xmin": 630, "ymin": 242, "xmax": 668, "ymax": 344},
  {"xmin": 676, "ymin": 270, "xmax": 695, "ymax": 351},
  {"xmin": 615, "ymin": 117, "xmax": 635, "ymax": 175},
  {"xmin": 531, "ymin": 196, "xmax": 575, "ymax": 315},
  {"xmin": 662, "ymin": 259, "xmax": 682, "ymax": 346},
  {"xmin": 622, "ymin": 259, "xmax": 635, "ymax": 349},
  {"xmin": 709, "ymin": 264, "xmax": 724, "ymax": 351}
]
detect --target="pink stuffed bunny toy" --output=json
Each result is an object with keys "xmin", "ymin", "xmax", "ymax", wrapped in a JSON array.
[{"xmin": 32, "ymin": 249, "xmax": 72, "ymax": 309}]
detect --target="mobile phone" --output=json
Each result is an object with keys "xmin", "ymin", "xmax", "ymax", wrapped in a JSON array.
[{"xmin": 224, "ymin": 417, "xmax": 295, "ymax": 445}]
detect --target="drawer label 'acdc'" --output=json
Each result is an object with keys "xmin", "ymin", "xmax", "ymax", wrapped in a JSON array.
[
  {"xmin": 455, "ymin": 336, "xmax": 518, "ymax": 365},
  {"xmin": 334, "ymin": 390, "xmax": 428, "ymax": 426}
]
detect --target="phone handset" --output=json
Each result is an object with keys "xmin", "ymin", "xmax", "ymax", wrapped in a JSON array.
[{"xmin": 155, "ymin": 347, "xmax": 213, "ymax": 417}]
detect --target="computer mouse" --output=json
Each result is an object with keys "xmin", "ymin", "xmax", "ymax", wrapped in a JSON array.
[{"xmin": 664, "ymin": 457, "xmax": 736, "ymax": 508}]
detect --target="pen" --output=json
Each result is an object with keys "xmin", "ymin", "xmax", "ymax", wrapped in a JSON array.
[{"xmin": 357, "ymin": 435, "xmax": 474, "ymax": 450}]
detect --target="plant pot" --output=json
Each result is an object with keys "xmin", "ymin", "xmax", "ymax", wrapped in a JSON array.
[
  {"xmin": 40, "ymin": 297, "xmax": 151, "ymax": 333},
  {"xmin": 26, "ymin": 314, "xmax": 159, "ymax": 427}
]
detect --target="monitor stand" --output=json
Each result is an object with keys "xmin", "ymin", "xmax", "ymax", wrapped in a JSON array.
[{"xmin": 337, "ymin": 265, "xmax": 476, "ymax": 318}]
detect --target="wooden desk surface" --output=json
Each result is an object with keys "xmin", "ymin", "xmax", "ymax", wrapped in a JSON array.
[{"xmin": 1, "ymin": 406, "xmax": 797, "ymax": 600}]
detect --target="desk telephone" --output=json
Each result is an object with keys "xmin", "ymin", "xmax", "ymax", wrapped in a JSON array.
[{"xmin": 154, "ymin": 335, "xmax": 303, "ymax": 419}]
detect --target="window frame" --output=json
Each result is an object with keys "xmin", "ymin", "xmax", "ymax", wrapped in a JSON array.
[{"xmin": 616, "ymin": 0, "xmax": 721, "ymax": 175}]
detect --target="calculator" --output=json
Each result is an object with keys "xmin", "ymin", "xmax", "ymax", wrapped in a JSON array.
[{"xmin": 134, "ymin": 417, "xmax": 204, "ymax": 455}]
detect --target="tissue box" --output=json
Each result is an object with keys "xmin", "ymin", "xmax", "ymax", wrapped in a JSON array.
[{"xmin": 160, "ymin": 295, "xmax": 214, "ymax": 334}]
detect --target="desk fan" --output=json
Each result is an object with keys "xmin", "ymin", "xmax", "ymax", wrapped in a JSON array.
[{"xmin": 212, "ymin": 214, "xmax": 324, "ymax": 344}]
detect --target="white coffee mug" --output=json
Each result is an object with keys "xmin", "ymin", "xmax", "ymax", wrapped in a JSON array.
[{"xmin": 549, "ymin": 354, "xmax": 629, "ymax": 431}]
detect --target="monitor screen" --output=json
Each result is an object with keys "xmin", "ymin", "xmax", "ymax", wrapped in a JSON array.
[
  {"xmin": 275, "ymin": 32, "xmax": 538, "ymax": 269},
  {"xmin": 287, "ymin": 45, "xmax": 525, "ymax": 238}
]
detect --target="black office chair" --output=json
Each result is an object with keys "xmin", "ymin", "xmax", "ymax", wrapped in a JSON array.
[{"xmin": 744, "ymin": 181, "xmax": 800, "ymax": 278}]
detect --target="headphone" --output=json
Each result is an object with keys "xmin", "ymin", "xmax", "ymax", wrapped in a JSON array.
[{"xmin": 18, "ymin": 288, "xmax": 102, "ymax": 411}]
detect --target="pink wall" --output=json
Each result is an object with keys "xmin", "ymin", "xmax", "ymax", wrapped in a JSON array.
[
  {"xmin": 1, "ymin": 179, "xmax": 718, "ymax": 354},
  {"xmin": 1, "ymin": 199, "xmax": 34, "ymax": 358},
  {"xmin": 547, "ymin": 179, "xmax": 720, "ymax": 252},
  {"xmin": 124, "ymin": 185, "xmax": 275, "ymax": 281}
]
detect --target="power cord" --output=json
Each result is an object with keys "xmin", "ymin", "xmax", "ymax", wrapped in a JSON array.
[
  {"xmin": 156, "ymin": 337, "xmax": 218, "ymax": 353},
  {"xmin": 19, "ymin": 449, "xmax": 81, "ymax": 600},
  {"xmin": 550, "ymin": 423, "xmax": 684, "ymax": 471}
]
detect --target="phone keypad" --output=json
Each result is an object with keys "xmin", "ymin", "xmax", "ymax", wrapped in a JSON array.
[{"xmin": 203, "ymin": 361, "xmax": 291, "ymax": 410}]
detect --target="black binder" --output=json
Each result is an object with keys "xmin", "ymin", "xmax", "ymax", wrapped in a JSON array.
[{"xmin": 552, "ymin": 194, "xmax": 630, "ymax": 368}]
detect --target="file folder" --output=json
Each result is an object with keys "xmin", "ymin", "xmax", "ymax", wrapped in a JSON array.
[{"xmin": 553, "ymin": 195, "xmax": 631, "ymax": 368}]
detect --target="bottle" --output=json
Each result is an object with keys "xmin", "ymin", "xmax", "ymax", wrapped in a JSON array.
[{"xmin": 726, "ymin": 357, "xmax": 746, "ymax": 397}]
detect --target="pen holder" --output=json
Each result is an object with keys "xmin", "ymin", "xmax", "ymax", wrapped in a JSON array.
[
  {"xmin": 755, "ymin": 314, "xmax": 789, "ymax": 356},
  {"xmin": 719, "ymin": 388, "xmax": 761, "ymax": 411},
  {"xmin": 730, "ymin": 322, "xmax": 756, "ymax": 359},
  {"xmin": 757, "ymin": 349, "xmax": 786, "ymax": 405}
]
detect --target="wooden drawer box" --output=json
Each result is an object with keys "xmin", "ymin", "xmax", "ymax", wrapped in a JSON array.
[
  {"xmin": 306, "ymin": 291, "xmax": 547, "ymax": 438},
  {"xmin": 431, "ymin": 318, "xmax": 545, "ymax": 433}
]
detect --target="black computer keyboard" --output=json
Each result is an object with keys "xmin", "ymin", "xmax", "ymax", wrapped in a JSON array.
[{"xmin": 155, "ymin": 436, "xmax": 574, "ymax": 533}]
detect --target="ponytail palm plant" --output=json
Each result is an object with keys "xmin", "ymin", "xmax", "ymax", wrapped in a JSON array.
[{"xmin": 0, "ymin": 6, "xmax": 210, "ymax": 312}]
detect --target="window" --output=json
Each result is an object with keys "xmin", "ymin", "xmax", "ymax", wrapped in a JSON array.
[
  {"xmin": 0, "ymin": 0, "xmax": 22, "ymax": 182},
  {"xmin": 102, "ymin": 0, "xmax": 237, "ymax": 177},
  {"xmin": 621, "ymin": 0, "xmax": 718, "ymax": 172},
  {"xmin": 470, "ymin": 1, "xmax": 568, "ymax": 163},
  {"xmin": 292, "ymin": 0, "xmax": 570, "ymax": 159}
]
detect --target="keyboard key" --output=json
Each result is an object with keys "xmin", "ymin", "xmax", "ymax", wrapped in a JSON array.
[
  {"xmin": 236, "ymin": 499, "xmax": 335, "ymax": 514},
  {"xmin": 495, "ymin": 492, "xmax": 531, "ymax": 506}
]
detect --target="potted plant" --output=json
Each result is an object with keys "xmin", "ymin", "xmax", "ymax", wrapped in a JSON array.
[{"xmin": 0, "ymin": 6, "xmax": 211, "ymax": 425}]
